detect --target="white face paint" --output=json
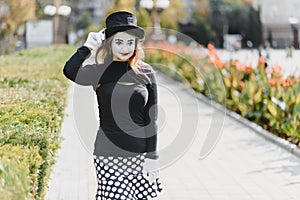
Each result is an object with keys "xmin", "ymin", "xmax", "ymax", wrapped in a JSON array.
[{"xmin": 112, "ymin": 32, "xmax": 136, "ymax": 61}]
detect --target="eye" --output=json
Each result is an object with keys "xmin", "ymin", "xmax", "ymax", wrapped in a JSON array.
[
  {"xmin": 116, "ymin": 41, "xmax": 122, "ymax": 45},
  {"xmin": 127, "ymin": 41, "xmax": 134, "ymax": 46}
]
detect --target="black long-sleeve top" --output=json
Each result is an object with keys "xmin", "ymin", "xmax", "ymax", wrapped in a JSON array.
[{"xmin": 63, "ymin": 46, "xmax": 158, "ymax": 159}]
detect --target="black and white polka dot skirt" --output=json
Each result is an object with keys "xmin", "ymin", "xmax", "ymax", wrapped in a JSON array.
[{"xmin": 93, "ymin": 153, "xmax": 163, "ymax": 200}]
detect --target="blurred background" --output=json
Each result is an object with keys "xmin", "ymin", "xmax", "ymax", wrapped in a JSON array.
[{"xmin": 0, "ymin": 0, "xmax": 299, "ymax": 54}]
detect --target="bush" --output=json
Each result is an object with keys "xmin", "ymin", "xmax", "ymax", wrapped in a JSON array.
[
  {"xmin": 0, "ymin": 144, "xmax": 43, "ymax": 200},
  {"xmin": 0, "ymin": 45, "xmax": 76, "ymax": 199},
  {"xmin": 144, "ymin": 41, "xmax": 300, "ymax": 146}
]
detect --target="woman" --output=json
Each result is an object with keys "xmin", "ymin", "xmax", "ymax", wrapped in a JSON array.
[{"xmin": 63, "ymin": 11, "xmax": 163, "ymax": 200}]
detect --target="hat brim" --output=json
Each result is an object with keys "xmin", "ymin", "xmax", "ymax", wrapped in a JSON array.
[{"xmin": 105, "ymin": 25, "xmax": 145, "ymax": 39}]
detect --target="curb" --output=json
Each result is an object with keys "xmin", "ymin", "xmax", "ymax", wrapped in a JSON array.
[
  {"xmin": 192, "ymin": 89, "xmax": 300, "ymax": 159},
  {"xmin": 156, "ymin": 71, "xmax": 300, "ymax": 159}
]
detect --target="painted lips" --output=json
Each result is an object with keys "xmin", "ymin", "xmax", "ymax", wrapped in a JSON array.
[{"xmin": 120, "ymin": 52, "xmax": 130, "ymax": 56}]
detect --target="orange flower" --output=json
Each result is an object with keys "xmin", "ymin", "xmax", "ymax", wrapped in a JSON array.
[
  {"xmin": 268, "ymin": 78, "xmax": 277, "ymax": 86},
  {"xmin": 272, "ymin": 64, "xmax": 282, "ymax": 72},
  {"xmin": 214, "ymin": 60, "xmax": 226, "ymax": 69},
  {"xmin": 162, "ymin": 51, "xmax": 170, "ymax": 58},
  {"xmin": 236, "ymin": 63, "xmax": 246, "ymax": 72},
  {"xmin": 244, "ymin": 66, "xmax": 252, "ymax": 73},
  {"xmin": 207, "ymin": 43, "xmax": 215, "ymax": 51},
  {"xmin": 193, "ymin": 53, "xmax": 202, "ymax": 60},
  {"xmin": 258, "ymin": 56, "xmax": 265, "ymax": 66},
  {"xmin": 239, "ymin": 81, "xmax": 245, "ymax": 88},
  {"xmin": 279, "ymin": 78, "xmax": 285, "ymax": 86},
  {"xmin": 231, "ymin": 60, "xmax": 238, "ymax": 67},
  {"xmin": 273, "ymin": 70, "xmax": 282, "ymax": 78}
]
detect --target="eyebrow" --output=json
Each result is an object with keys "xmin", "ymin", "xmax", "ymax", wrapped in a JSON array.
[{"xmin": 114, "ymin": 38, "xmax": 135, "ymax": 42}]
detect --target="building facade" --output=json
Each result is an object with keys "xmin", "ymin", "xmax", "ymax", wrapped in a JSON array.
[{"xmin": 252, "ymin": 0, "xmax": 300, "ymax": 48}]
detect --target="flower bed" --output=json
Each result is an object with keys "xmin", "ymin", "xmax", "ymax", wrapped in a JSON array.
[
  {"xmin": 144, "ymin": 41, "xmax": 300, "ymax": 147},
  {"xmin": 0, "ymin": 45, "xmax": 75, "ymax": 199}
]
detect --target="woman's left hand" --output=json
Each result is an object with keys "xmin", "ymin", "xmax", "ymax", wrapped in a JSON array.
[{"xmin": 142, "ymin": 158, "xmax": 159, "ymax": 184}]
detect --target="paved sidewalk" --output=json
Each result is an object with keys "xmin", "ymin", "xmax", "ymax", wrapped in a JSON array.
[{"xmin": 46, "ymin": 72, "xmax": 300, "ymax": 200}]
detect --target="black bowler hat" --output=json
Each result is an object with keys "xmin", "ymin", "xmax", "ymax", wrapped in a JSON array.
[{"xmin": 104, "ymin": 11, "xmax": 145, "ymax": 39}]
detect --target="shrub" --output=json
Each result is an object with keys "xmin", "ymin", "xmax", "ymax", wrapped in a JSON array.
[
  {"xmin": 0, "ymin": 144, "xmax": 43, "ymax": 200},
  {"xmin": 144, "ymin": 41, "xmax": 300, "ymax": 146},
  {"xmin": 0, "ymin": 45, "xmax": 76, "ymax": 199}
]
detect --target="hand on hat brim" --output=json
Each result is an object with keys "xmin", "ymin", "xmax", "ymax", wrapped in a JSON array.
[{"xmin": 83, "ymin": 30, "xmax": 105, "ymax": 50}]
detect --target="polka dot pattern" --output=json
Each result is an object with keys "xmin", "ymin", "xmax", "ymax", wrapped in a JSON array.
[{"xmin": 93, "ymin": 154, "xmax": 163, "ymax": 200}]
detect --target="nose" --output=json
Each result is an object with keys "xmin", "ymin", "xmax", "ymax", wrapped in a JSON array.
[{"xmin": 120, "ymin": 44, "xmax": 131, "ymax": 52}]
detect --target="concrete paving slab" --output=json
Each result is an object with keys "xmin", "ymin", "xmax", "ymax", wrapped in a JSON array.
[{"xmin": 46, "ymin": 72, "xmax": 300, "ymax": 200}]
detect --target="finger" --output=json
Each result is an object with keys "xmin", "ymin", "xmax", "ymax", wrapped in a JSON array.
[
  {"xmin": 89, "ymin": 33, "xmax": 97, "ymax": 41},
  {"xmin": 92, "ymin": 33, "xmax": 103, "ymax": 44},
  {"xmin": 98, "ymin": 28, "xmax": 105, "ymax": 34},
  {"xmin": 142, "ymin": 171, "xmax": 149, "ymax": 181},
  {"xmin": 98, "ymin": 29, "xmax": 106, "ymax": 40},
  {"xmin": 94, "ymin": 33, "xmax": 104, "ymax": 43},
  {"xmin": 149, "ymin": 173, "xmax": 156, "ymax": 184}
]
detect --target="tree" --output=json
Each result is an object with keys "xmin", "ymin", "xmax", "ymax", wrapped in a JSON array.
[
  {"xmin": 225, "ymin": 1, "xmax": 250, "ymax": 36},
  {"xmin": 194, "ymin": 0, "xmax": 210, "ymax": 17},
  {"xmin": 159, "ymin": 0, "xmax": 185, "ymax": 30},
  {"xmin": 209, "ymin": 0, "xmax": 227, "ymax": 47},
  {"xmin": 208, "ymin": 0, "xmax": 262, "ymax": 48},
  {"xmin": 106, "ymin": 0, "xmax": 185, "ymax": 32},
  {"xmin": 35, "ymin": 0, "xmax": 49, "ymax": 19},
  {"xmin": 245, "ymin": 6, "xmax": 262, "ymax": 48},
  {"xmin": 3, "ymin": 0, "xmax": 36, "ymax": 36}
]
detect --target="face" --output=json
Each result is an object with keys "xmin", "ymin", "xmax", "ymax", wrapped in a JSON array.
[{"xmin": 112, "ymin": 32, "xmax": 136, "ymax": 61}]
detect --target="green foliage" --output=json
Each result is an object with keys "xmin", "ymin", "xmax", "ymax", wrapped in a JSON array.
[
  {"xmin": 245, "ymin": 6, "xmax": 263, "ymax": 48},
  {"xmin": 0, "ymin": 45, "xmax": 76, "ymax": 199},
  {"xmin": 74, "ymin": 11, "xmax": 94, "ymax": 31},
  {"xmin": 106, "ymin": 0, "xmax": 138, "ymax": 15},
  {"xmin": 145, "ymin": 41, "xmax": 300, "ymax": 147},
  {"xmin": 0, "ymin": 144, "xmax": 43, "ymax": 200},
  {"xmin": 180, "ymin": 12, "xmax": 216, "ymax": 45},
  {"xmin": 159, "ymin": 0, "xmax": 185, "ymax": 30},
  {"xmin": 207, "ymin": 0, "xmax": 262, "ymax": 47},
  {"xmin": 225, "ymin": 4, "xmax": 250, "ymax": 35},
  {"xmin": 1, "ymin": 0, "xmax": 36, "ymax": 38},
  {"xmin": 107, "ymin": 0, "xmax": 184, "ymax": 31}
]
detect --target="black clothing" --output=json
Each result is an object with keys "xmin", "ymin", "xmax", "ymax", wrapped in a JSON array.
[{"xmin": 63, "ymin": 46, "xmax": 158, "ymax": 159}]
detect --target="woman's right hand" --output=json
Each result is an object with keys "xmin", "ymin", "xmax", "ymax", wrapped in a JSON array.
[{"xmin": 83, "ymin": 28, "xmax": 106, "ymax": 51}]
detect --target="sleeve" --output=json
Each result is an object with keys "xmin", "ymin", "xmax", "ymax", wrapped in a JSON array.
[
  {"xmin": 144, "ymin": 70, "xmax": 159, "ymax": 160},
  {"xmin": 63, "ymin": 46, "xmax": 100, "ymax": 87}
]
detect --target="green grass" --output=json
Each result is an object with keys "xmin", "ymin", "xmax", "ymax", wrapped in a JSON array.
[{"xmin": 0, "ymin": 45, "xmax": 76, "ymax": 199}]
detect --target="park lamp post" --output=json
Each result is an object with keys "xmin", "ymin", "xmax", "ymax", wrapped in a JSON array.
[
  {"xmin": 140, "ymin": 0, "xmax": 170, "ymax": 41},
  {"xmin": 288, "ymin": 16, "xmax": 299, "ymax": 49},
  {"xmin": 44, "ymin": 0, "xmax": 71, "ymax": 44}
]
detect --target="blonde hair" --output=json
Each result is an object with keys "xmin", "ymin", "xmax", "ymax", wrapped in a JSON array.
[{"xmin": 95, "ymin": 32, "xmax": 152, "ymax": 77}]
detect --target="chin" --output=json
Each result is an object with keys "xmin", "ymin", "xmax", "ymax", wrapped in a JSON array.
[
  {"xmin": 118, "ymin": 56, "xmax": 131, "ymax": 61},
  {"xmin": 115, "ymin": 58, "xmax": 129, "ymax": 62}
]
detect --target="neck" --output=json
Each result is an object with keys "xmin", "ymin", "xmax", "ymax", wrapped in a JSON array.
[
  {"xmin": 113, "ymin": 56, "xmax": 129, "ymax": 62},
  {"xmin": 113, "ymin": 60, "xmax": 128, "ymax": 62}
]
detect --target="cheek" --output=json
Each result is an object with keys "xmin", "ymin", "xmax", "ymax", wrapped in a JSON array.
[
  {"xmin": 128, "ymin": 44, "xmax": 135, "ymax": 51},
  {"xmin": 112, "ymin": 43, "xmax": 120, "ymax": 52}
]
